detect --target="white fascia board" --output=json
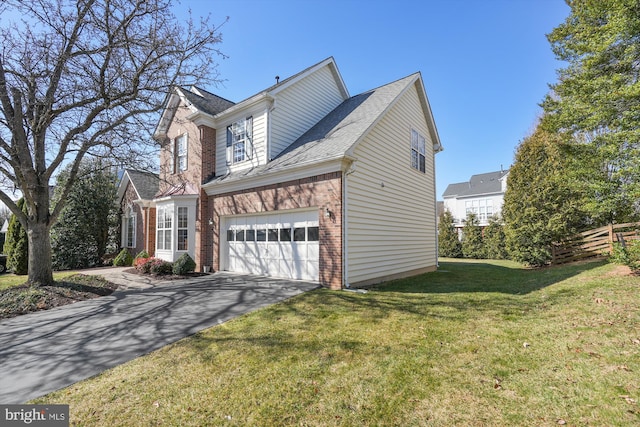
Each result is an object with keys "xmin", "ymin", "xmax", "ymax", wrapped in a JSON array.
[
  {"xmin": 457, "ymin": 192, "xmax": 504, "ymax": 199},
  {"xmin": 414, "ymin": 74, "xmax": 443, "ymax": 154},
  {"xmin": 134, "ymin": 199, "xmax": 156, "ymax": 208},
  {"xmin": 203, "ymin": 156, "xmax": 353, "ymax": 196},
  {"xmin": 153, "ymin": 193, "xmax": 199, "ymax": 204},
  {"xmin": 153, "ymin": 88, "xmax": 197, "ymax": 140},
  {"xmin": 116, "ymin": 172, "xmax": 132, "ymax": 203}
]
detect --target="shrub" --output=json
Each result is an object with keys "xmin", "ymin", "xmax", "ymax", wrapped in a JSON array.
[
  {"xmin": 113, "ymin": 248, "xmax": 133, "ymax": 267},
  {"xmin": 149, "ymin": 258, "xmax": 173, "ymax": 275},
  {"xmin": 173, "ymin": 253, "xmax": 196, "ymax": 275},
  {"xmin": 438, "ymin": 210, "xmax": 462, "ymax": 258},
  {"xmin": 484, "ymin": 216, "xmax": 508, "ymax": 260},
  {"xmin": 609, "ymin": 240, "xmax": 640, "ymax": 272},
  {"xmin": 134, "ymin": 256, "xmax": 152, "ymax": 273},
  {"xmin": 5, "ymin": 198, "xmax": 29, "ymax": 275},
  {"xmin": 135, "ymin": 250, "xmax": 149, "ymax": 260},
  {"xmin": 462, "ymin": 212, "xmax": 485, "ymax": 259}
]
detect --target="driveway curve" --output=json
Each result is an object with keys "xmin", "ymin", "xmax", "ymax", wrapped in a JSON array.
[{"xmin": 0, "ymin": 272, "xmax": 319, "ymax": 403}]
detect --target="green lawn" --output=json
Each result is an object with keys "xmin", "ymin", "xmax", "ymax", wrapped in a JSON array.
[
  {"xmin": 0, "ymin": 271, "xmax": 76, "ymax": 291},
  {"xmin": 33, "ymin": 259, "xmax": 640, "ymax": 426}
]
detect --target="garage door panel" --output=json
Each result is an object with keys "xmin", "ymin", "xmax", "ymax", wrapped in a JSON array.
[{"xmin": 223, "ymin": 210, "xmax": 319, "ymax": 281}]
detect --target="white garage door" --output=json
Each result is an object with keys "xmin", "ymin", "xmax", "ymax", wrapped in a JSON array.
[{"xmin": 223, "ymin": 210, "xmax": 319, "ymax": 281}]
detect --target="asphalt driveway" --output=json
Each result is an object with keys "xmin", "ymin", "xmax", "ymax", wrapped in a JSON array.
[{"xmin": 0, "ymin": 272, "xmax": 319, "ymax": 403}]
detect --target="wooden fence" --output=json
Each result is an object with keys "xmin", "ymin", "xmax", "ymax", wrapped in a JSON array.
[{"xmin": 551, "ymin": 222, "xmax": 640, "ymax": 265}]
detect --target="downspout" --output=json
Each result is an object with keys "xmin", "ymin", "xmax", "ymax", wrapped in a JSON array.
[
  {"xmin": 145, "ymin": 206, "xmax": 150, "ymax": 255},
  {"xmin": 434, "ymin": 169, "xmax": 439, "ymax": 268},
  {"xmin": 343, "ymin": 160, "xmax": 357, "ymax": 288},
  {"xmin": 267, "ymin": 97, "xmax": 277, "ymax": 161}
]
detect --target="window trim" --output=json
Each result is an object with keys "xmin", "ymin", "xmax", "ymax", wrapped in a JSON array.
[
  {"xmin": 177, "ymin": 206, "xmax": 188, "ymax": 251},
  {"xmin": 156, "ymin": 206, "xmax": 172, "ymax": 251},
  {"xmin": 123, "ymin": 206, "xmax": 136, "ymax": 248},
  {"xmin": 411, "ymin": 129, "xmax": 426, "ymax": 173},
  {"xmin": 174, "ymin": 133, "xmax": 188, "ymax": 173},
  {"xmin": 226, "ymin": 116, "xmax": 253, "ymax": 164}
]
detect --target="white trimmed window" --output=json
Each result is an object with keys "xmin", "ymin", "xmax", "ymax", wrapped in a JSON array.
[
  {"xmin": 177, "ymin": 207, "xmax": 188, "ymax": 251},
  {"xmin": 411, "ymin": 129, "xmax": 426, "ymax": 173},
  {"xmin": 156, "ymin": 207, "xmax": 172, "ymax": 251},
  {"xmin": 226, "ymin": 116, "xmax": 253, "ymax": 164},
  {"xmin": 175, "ymin": 134, "xmax": 187, "ymax": 173},
  {"xmin": 123, "ymin": 206, "xmax": 136, "ymax": 248}
]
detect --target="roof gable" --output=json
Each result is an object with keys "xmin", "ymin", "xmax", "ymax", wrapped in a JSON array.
[
  {"xmin": 117, "ymin": 169, "xmax": 160, "ymax": 202},
  {"xmin": 204, "ymin": 72, "xmax": 441, "ymax": 191}
]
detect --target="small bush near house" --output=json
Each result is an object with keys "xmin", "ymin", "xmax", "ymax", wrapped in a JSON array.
[
  {"xmin": 135, "ymin": 250, "xmax": 150, "ymax": 260},
  {"xmin": 173, "ymin": 253, "xmax": 196, "ymax": 275},
  {"xmin": 148, "ymin": 258, "xmax": 173, "ymax": 275},
  {"xmin": 134, "ymin": 257, "xmax": 152, "ymax": 274},
  {"xmin": 113, "ymin": 249, "xmax": 133, "ymax": 267},
  {"xmin": 609, "ymin": 240, "xmax": 640, "ymax": 272}
]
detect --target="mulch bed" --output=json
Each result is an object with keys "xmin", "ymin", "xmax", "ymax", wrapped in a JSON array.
[{"xmin": 0, "ymin": 274, "xmax": 119, "ymax": 319}]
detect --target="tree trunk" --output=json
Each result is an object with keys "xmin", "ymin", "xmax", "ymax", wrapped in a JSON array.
[{"xmin": 27, "ymin": 221, "xmax": 54, "ymax": 286}]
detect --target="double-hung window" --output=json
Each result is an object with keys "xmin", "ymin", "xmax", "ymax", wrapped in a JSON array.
[
  {"xmin": 411, "ymin": 129, "xmax": 426, "ymax": 173},
  {"xmin": 156, "ymin": 207, "xmax": 172, "ymax": 251},
  {"xmin": 177, "ymin": 207, "xmax": 188, "ymax": 251},
  {"xmin": 226, "ymin": 117, "xmax": 253, "ymax": 164},
  {"xmin": 124, "ymin": 206, "xmax": 136, "ymax": 248},
  {"xmin": 175, "ymin": 134, "xmax": 187, "ymax": 173}
]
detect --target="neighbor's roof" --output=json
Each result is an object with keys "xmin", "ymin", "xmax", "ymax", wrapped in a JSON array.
[
  {"xmin": 118, "ymin": 169, "xmax": 160, "ymax": 201},
  {"xmin": 442, "ymin": 170, "xmax": 509, "ymax": 198},
  {"xmin": 205, "ymin": 73, "xmax": 429, "ymax": 187}
]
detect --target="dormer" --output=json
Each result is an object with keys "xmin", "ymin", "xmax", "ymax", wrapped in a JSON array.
[{"xmin": 212, "ymin": 57, "xmax": 349, "ymax": 177}]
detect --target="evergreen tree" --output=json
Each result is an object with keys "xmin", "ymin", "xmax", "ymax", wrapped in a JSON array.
[
  {"xmin": 503, "ymin": 127, "xmax": 587, "ymax": 266},
  {"xmin": 542, "ymin": 0, "xmax": 640, "ymax": 224},
  {"xmin": 484, "ymin": 215, "xmax": 508, "ymax": 260},
  {"xmin": 438, "ymin": 210, "xmax": 462, "ymax": 258},
  {"xmin": 461, "ymin": 212, "xmax": 485, "ymax": 259},
  {"xmin": 51, "ymin": 160, "xmax": 118, "ymax": 270},
  {"xmin": 4, "ymin": 198, "xmax": 28, "ymax": 275}
]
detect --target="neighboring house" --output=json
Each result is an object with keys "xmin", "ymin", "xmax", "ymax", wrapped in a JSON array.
[
  {"xmin": 119, "ymin": 57, "xmax": 443, "ymax": 289},
  {"xmin": 117, "ymin": 169, "xmax": 160, "ymax": 257},
  {"xmin": 442, "ymin": 169, "xmax": 509, "ymax": 231}
]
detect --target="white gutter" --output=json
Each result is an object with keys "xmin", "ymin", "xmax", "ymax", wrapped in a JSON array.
[{"xmin": 342, "ymin": 160, "xmax": 357, "ymax": 288}]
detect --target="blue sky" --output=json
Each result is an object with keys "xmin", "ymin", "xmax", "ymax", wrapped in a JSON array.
[{"xmin": 180, "ymin": 0, "xmax": 570, "ymax": 198}]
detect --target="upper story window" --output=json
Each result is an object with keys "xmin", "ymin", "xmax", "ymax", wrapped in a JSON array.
[
  {"xmin": 411, "ymin": 129, "xmax": 426, "ymax": 173},
  {"xmin": 465, "ymin": 199, "xmax": 494, "ymax": 221},
  {"xmin": 226, "ymin": 116, "xmax": 253, "ymax": 164},
  {"xmin": 174, "ymin": 134, "xmax": 187, "ymax": 173}
]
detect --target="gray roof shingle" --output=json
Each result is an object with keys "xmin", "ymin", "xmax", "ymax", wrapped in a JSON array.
[
  {"xmin": 206, "ymin": 73, "xmax": 418, "ymax": 186},
  {"xmin": 182, "ymin": 87, "xmax": 235, "ymax": 116},
  {"xmin": 125, "ymin": 169, "xmax": 160, "ymax": 200},
  {"xmin": 442, "ymin": 170, "xmax": 508, "ymax": 198}
]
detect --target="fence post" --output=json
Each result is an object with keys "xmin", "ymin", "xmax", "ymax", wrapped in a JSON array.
[{"xmin": 609, "ymin": 223, "xmax": 614, "ymax": 252}]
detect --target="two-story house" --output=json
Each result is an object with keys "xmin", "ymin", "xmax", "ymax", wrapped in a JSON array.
[
  {"xmin": 442, "ymin": 169, "xmax": 509, "ymax": 232},
  {"xmin": 118, "ymin": 57, "xmax": 442, "ymax": 289}
]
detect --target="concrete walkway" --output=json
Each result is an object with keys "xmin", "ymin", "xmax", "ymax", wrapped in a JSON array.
[{"xmin": 0, "ymin": 270, "xmax": 319, "ymax": 403}]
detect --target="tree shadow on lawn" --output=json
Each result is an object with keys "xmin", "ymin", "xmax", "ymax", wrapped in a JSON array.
[{"xmin": 370, "ymin": 259, "xmax": 608, "ymax": 295}]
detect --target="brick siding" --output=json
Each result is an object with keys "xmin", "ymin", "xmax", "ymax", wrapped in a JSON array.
[{"xmin": 210, "ymin": 172, "xmax": 343, "ymax": 289}]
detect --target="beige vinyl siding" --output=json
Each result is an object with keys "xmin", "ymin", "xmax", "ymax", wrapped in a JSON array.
[
  {"xmin": 270, "ymin": 66, "xmax": 345, "ymax": 158},
  {"xmin": 346, "ymin": 83, "xmax": 437, "ymax": 285},
  {"xmin": 216, "ymin": 107, "xmax": 268, "ymax": 175}
]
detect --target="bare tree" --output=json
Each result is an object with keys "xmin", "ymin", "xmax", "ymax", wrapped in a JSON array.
[{"xmin": 0, "ymin": 0, "xmax": 225, "ymax": 285}]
